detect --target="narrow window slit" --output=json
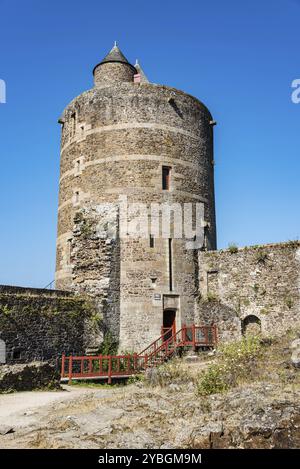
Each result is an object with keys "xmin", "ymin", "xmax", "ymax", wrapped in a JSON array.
[{"xmin": 162, "ymin": 166, "xmax": 171, "ymax": 190}]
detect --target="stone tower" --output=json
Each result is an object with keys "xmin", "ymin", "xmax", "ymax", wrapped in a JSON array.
[{"xmin": 55, "ymin": 43, "xmax": 216, "ymax": 351}]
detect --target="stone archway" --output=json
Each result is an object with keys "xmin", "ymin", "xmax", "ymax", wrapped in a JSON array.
[
  {"xmin": 242, "ymin": 315, "xmax": 261, "ymax": 336},
  {"xmin": 0, "ymin": 339, "xmax": 6, "ymax": 364}
]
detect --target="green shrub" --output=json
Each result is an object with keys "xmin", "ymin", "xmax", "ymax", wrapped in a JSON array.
[
  {"xmin": 196, "ymin": 336, "xmax": 262, "ymax": 396},
  {"xmin": 228, "ymin": 243, "xmax": 238, "ymax": 253},
  {"xmin": 220, "ymin": 335, "xmax": 261, "ymax": 363},
  {"xmin": 127, "ymin": 374, "xmax": 144, "ymax": 385},
  {"xmin": 99, "ymin": 332, "xmax": 118, "ymax": 355},
  {"xmin": 255, "ymin": 251, "xmax": 268, "ymax": 264},
  {"xmin": 196, "ymin": 364, "xmax": 229, "ymax": 396},
  {"xmin": 206, "ymin": 291, "xmax": 219, "ymax": 302}
]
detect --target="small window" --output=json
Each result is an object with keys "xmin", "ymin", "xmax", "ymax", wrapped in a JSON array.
[
  {"xmin": 162, "ymin": 166, "xmax": 171, "ymax": 190},
  {"xmin": 71, "ymin": 112, "xmax": 76, "ymax": 136},
  {"xmin": 12, "ymin": 348, "xmax": 21, "ymax": 360},
  {"xmin": 75, "ymin": 191, "xmax": 79, "ymax": 203},
  {"xmin": 76, "ymin": 160, "xmax": 80, "ymax": 173},
  {"xmin": 67, "ymin": 238, "xmax": 72, "ymax": 264},
  {"xmin": 150, "ymin": 234, "xmax": 154, "ymax": 248}
]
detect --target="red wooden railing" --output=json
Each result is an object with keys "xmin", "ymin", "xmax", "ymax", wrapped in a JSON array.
[{"xmin": 61, "ymin": 324, "xmax": 217, "ymax": 383}]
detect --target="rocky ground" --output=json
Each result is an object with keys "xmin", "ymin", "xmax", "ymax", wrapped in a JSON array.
[{"xmin": 0, "ymin": 333, "xmax": 299, "ymax": 449}]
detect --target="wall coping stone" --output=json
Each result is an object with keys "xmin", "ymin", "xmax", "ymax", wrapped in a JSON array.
[{"xmin": 0, "ymin": 285, "xmax": 75, "ymax": 298}]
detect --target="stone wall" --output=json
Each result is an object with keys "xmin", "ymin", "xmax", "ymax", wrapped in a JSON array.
[
  {"xmin": 0, "ymin": 285, "xmax": 101, "ymax": 364},
  {"xmin": 196, "ymin": 242, "xmax": 300, "ymax": 342},
  {"xmin": 70, "ymin": 204, "xmax": 120, "ymax": 339},
  {"xmin": 94, "ymin": 62, "xmax": 136, "ymax": 88},
  {"xmin": 0, "ymin": 362, "xmax": 60, "ymax": 392},
  {"xmin": 55, "ymin": 78, "xmax": 217, "ymax": 352}
]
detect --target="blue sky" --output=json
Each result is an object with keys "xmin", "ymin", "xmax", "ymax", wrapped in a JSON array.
[{"xmin": 0, "ymin": 0, "xmax": 299, "ymax": 287}]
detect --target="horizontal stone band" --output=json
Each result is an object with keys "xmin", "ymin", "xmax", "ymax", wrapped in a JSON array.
[
  {"xmin": 58, "ymin": 189, "xmax": 208, "ymax": 212},
  {"xmin": 61, "ymin": 122, "xmax": 201, "ymax": 154},
  {"xmin": 59, "ymin": 154, "xmax": 203, "ymax": 183}
]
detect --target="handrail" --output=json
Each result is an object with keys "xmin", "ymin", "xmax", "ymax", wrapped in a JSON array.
[
  {"xmin": 139, "ymin": 325, "xmax": 173, "ymax": 356},
  {"xmin": 147, "ymin": 327, "xmax": 184, "ymax": 360},
  {"xmin": 61, "ymin": 353, "xmax": 147, "ymax": 384},
  {"xmin": 61, "ymin": 324, "xmax": 218, "ymax": 383}
]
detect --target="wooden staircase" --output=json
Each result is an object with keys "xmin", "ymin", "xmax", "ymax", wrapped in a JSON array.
[{"xmin": 61, "ymin": 324, "xmax": 217, "ymax": 384}]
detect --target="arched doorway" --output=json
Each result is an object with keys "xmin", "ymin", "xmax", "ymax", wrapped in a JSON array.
[
  {"xmin": 242, "ymin": 315, "xmax": 261, "ymax": 336},
  {"xmin": 0, "ymin": 339, "xmax": 6, "ymax": 364}
]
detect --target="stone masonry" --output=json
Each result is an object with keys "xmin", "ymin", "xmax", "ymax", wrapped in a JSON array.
[
  {"xmin": 0, "ymin": 285, "xmax": 101, "ymax": 364},
  {"xmin": 54, "ymin": 43, "xmax": 300, "ymax": 352},
  {"xmin": 196, "ymin": 242, "xmax": 300, "ymax": 342},
  {"xmin": 55, "ymin": 43, "xmax": 217, "ymax": 351}
]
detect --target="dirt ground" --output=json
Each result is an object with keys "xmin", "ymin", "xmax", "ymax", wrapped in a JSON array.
[
  {"xmin": 0, "ymin": 384, "xmax": 126, "ymax": 448},
  {"xmin": 1, "ymin": 378, "xmax": 300, "ymax": 449},
  {"xmin": 0, "ymin": 385, "xmax": 100, "ymax": 428},
  {"xmin": 1, "ymin": 338, "xmax": 300, "ymax": 449}
]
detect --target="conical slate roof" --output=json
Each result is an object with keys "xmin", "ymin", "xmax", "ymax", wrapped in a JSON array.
[
  {"xmin": 134, "ymin": 59, "xmax": 149, "ymax": 83},
  {"xmin": 101, "ymin": 43, "xmax": 130, "ymax": 64},
  {"xmin": 93, "ymin": 42, "xmax": 136, "ymax": 74}
]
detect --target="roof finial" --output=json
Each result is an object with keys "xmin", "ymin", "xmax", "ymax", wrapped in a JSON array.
[
  {"xmin": 135, "ymin": 59, "xmax": 139, "ymax": 66},
  {"xmin": 114, "ymin": 40, "xmax": 117, "ymax": 47}
]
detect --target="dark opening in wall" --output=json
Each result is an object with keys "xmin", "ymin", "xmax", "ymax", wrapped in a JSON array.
[
  {"xmin": 12, "ymin": 348, "xmax": 21, "ymax": 360},
  {"xmin": 162, "ymin": 166, "xmax": 171, "ymax": 190},
  {"xmin": 242, "ymin": 315, "xmax": 261, "ymax": 336},
  {"xmin": 71, "ymin": 112, "xmax": 76, "ymax": 136},
  {"xmin": 150, "ymin": 234, "xmax": 154, "ymax": 248}
]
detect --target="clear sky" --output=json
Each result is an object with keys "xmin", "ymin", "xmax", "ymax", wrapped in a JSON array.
[{"xmin": 0, "ymin": 0, "xmax": 299, "ymax": 287}]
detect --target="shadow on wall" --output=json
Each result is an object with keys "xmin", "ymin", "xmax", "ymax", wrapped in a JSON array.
[
  {"xmin": 197, "ymin": 300, "xmax": 264, "ymax": 342},
  {"xmin": 196, "ymin": 300, "xmax": 242, "ymax": 342}
]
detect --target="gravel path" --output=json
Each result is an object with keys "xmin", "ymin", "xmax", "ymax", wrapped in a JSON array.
[{"xmin": 0, "ymin": 386, "xmax": 98, "ymax": 429}]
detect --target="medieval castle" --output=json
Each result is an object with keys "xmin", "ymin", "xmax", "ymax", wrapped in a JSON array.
[{"xmin": 0, "ymin": 44, "xmax": 299, "ymax": 364}]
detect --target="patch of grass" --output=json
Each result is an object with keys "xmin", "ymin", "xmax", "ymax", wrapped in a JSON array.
[
  {"xmin": 127, "ymin": 374, "xmax": 144, "ymax": 385},
  {"xmin": 220, "ymin": 335, "xmax": 261, "ymax": 362},
  {"xmin": 228, "ymin": 243, "xmax": 238, "ymax": 254},
  {"xmin": 255, "ymin": 251, "xmax": 268, "ymax": 264},
  {"xmin": 196, "ymin": 364, "xmax": 229, "ymax": 396},
  {"xmin": 68, "ymin": 380, "xmax": 121, "ymax": 388},
  {"xmin": 206, "ymin": 291, "xmax": 219, "ymax": 302},
  {"xmin": 196, "ymin": 336, "xmax": 262, "ymax": 396},
  {"xmin": 285, "ymin": 297, "xmax": 294, "ymax": 309},
  {"xmin": 144, "ymin": 358, "xmax": 194, "ymax": 387}
]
